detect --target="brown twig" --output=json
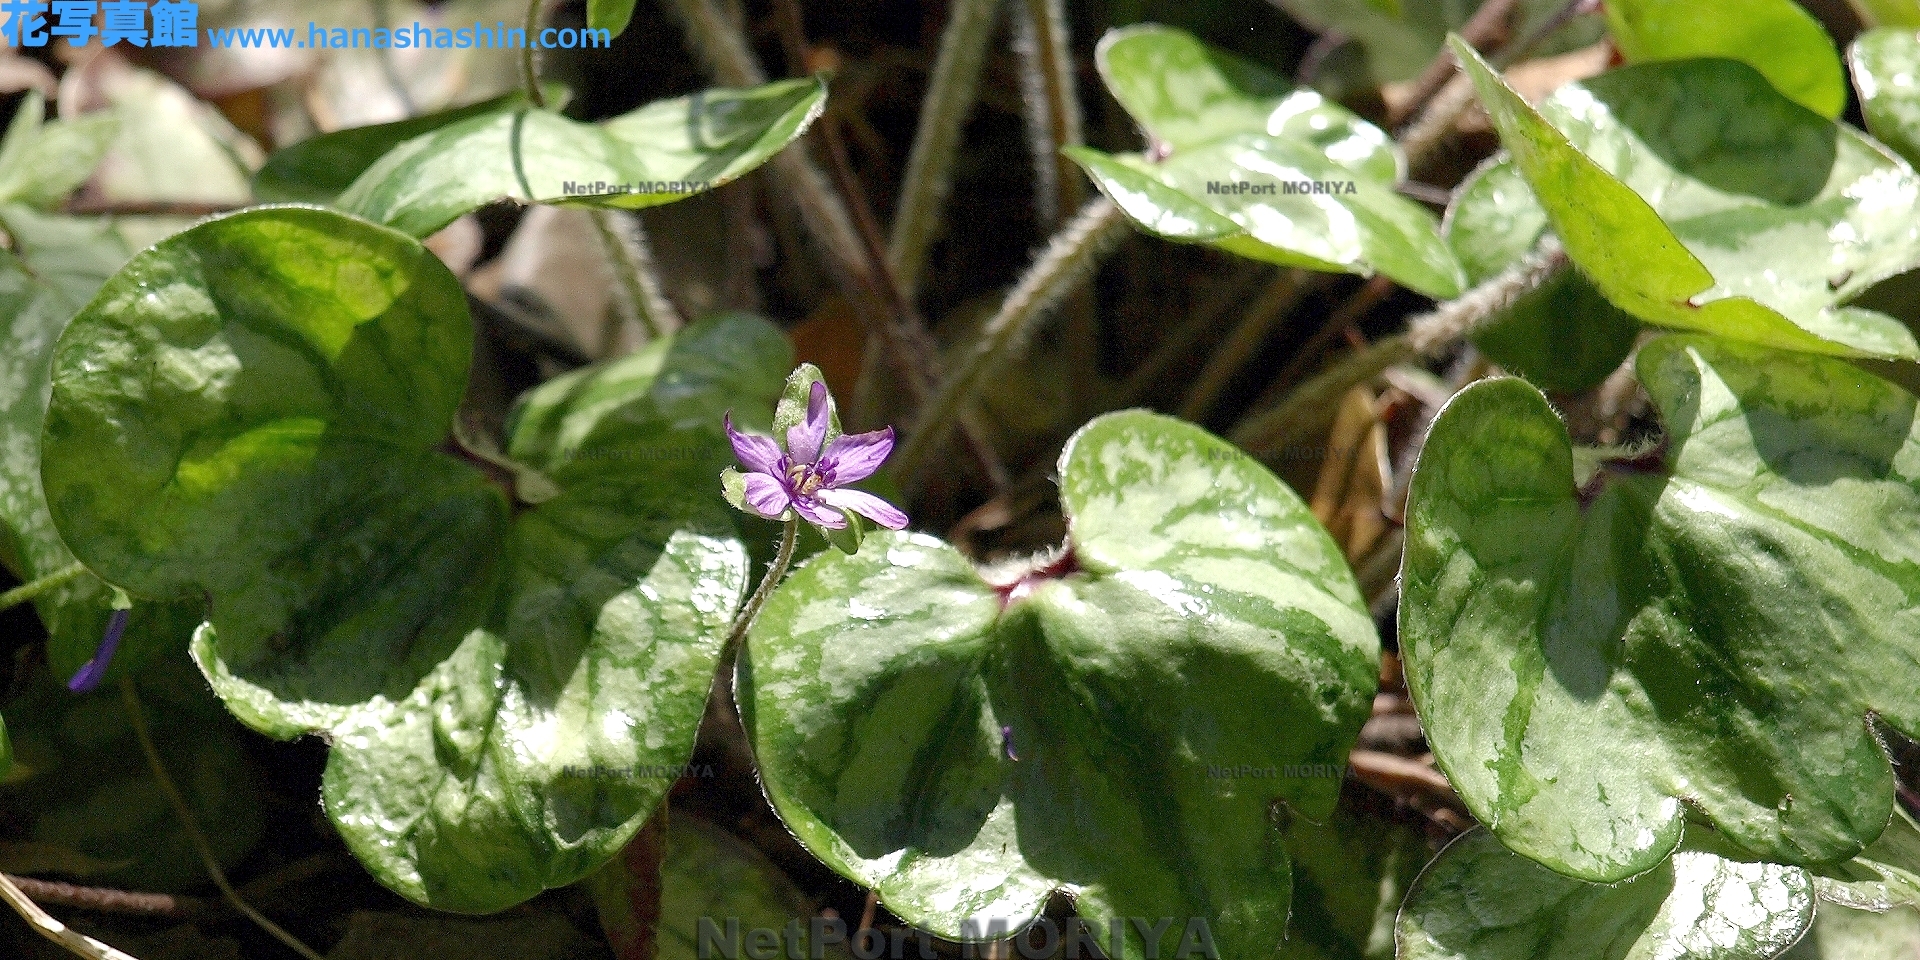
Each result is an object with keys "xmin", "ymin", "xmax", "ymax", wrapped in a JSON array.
[
  {"xmin": 1390, "ymin": 0, "xmax": 1525, "ymax": 129},
  {"xmin": 1349, "ymin": 749, "xmax": 1460, "ymax": 807},
  {"xmin": 1, "ymin": 877, "xmax": 204, "ymax": 920},
  {"xmin": 62, "ymin": 200, "xmax": 243, "ymax": 218}
]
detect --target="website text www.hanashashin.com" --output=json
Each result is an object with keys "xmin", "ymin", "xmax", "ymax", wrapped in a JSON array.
[{"xmin": 0, "ymin": 1, "xmax": 612, "ymax": 50}]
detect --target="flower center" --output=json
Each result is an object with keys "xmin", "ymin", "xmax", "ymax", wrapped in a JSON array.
[{"xmin": 787, "ymin": 462, "xmax": 826, "ymax": 497}]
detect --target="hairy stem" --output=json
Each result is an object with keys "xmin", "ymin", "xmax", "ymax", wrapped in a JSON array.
[
  {"xmin": 0, "ymin": 562, "xmax": 85, "ymax": 614},
  {"xmin": 521, "ymin": 0, "xmax": 548, "ymax": 108},
  {"xmin": 894, "ymin": 197, "xmax": 1127, "ymax": 481},
  {"xmin": 726, "ymin": 517, "xmax": 799, "ymax": 653},
  {"xmin": 591, "ymin": 209, "xmax": 681, "ymax": 341},
  {"xmin": 889, "ymin": 0, "xmax": 1003, "ymax": 297},
  {"xmin": 121, "ymin": 681, "xmax": 326, "ymax": 960},
  {"xmin": 1234, "ymin": 244, "xmax": 1567, "ymax": 461},
  {"xmin": 1012, "ymin": 0, "xmax": 1084, "ymax": 229}
]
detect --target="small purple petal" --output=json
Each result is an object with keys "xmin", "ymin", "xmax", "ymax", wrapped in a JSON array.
[
  {"xmin": 815, "ymin": 488, "xmax": 908, "ymax": 530},
  {"xmin": 726, "ymin": 415, "xmax": 784, "ymax": 475},
  {"xmin": 787, "ymin": 381, "xmax": 830, "ymax": 465},
  {"xmin": 817, "ymin": 427, "xmax": 894, "ymax": 485},
  {"xmin": 741, "ymin": 473, "xmax": 794, "ymax": 519},
  {"xmin": 793, "ymin": 496, "xmax": 848, "ymax": 529},
  {"xmin": 68, "ymin": 608, "xmax": 131, "ymax": 693}
]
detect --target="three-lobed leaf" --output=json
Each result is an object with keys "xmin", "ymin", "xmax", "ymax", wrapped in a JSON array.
[
  {"xmin": 1401, "ymin": 334, "xmax": 1920, "ymax": 881},
  {"xmin": 740, "ymin": 410, "xmax": 1379, "ymax": 960},
  {"xmin": 336, "ymin": 78, "xmax": 827, "ymax": 237},
  {"xmin": 40, "ymin": 207, "xmax": 777, "ymax": 912},
  {"xmin": 1453, "ymin": 38, "xmax": 1920, "ymax": 359},
  {"xmin": 1071, "ymin": 25, "xmax": 1464, "ymax": 298}
]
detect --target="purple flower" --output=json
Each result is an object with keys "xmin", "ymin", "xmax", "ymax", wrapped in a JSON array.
[
  {"xmin": 725, "ymin": 381, "xmax": 907, "ymax": 531},
  {"xmin": 67, "ymin": 607, "xmax": 130, "ymax": 693}
]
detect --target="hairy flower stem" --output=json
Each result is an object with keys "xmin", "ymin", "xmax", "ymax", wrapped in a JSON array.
[
  {"xmin": 725, "ymin": 517, "xmax": 799, "ymax": 654},
  {"xmin": 0, "ymin": 562, "xmax": 85, "ymax": 613},
  {"xmin": 889, "ymin": 0, "xmax": 1002, "ymax": 297},
  {"xmin": 591, "ymin": 209, "xmax": 681, "ymax": 341},
  {"xmin": 0, "ymin": 874, "xmax": 146, "ymax": 960},
  {"xmin": 663, "ymin": 0, "xmax": 1009, "ymax": 490},
  {"xmin": 894, "ymin": 196, "xmax": 1128, "ymax": 482},
  {"xmin": 521, "ymin": 0, "xmax": 548, "ymax": 108},
  {"xmin": 121, "ymin": 681, "xmax": 326, "ymax": 960}
]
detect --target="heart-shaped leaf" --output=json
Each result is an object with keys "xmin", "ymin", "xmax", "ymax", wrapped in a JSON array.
[
  {"xmin": 739, "ymin": 410, "xmax": 1379, "ymax": 960},
  {"xmin": 1070, "ymin": 26, "xmax": 1464, "ymax": 298},
  {"xmin": 1453, "ymin": 39, "xmax": 1920, "ymax": 359},
  {"xmin": 1397, "ymin": 828, "xmax": 1815, "ymax": 960},
  {"xmin": 40, "ymin": 207, "xmax": 767, "ymax": 912},
  {"xmin": 1401, "ymin": 334, "xmax": 1920, "ymax": 881},
  {"xmin": 337, "ymin": 78, "xmax": 827, "ymax": 238},
  {"xmin": 1442, "ymin": 157, "xmax": 1641, "ymax": 392},
  {"xmin": 1853, "ymin": 28, "xmax": 1920, "ymax": 168},
  {"xmin": 253, "ymin": 89, "xmax": 554, "ymax": 205},
  {"xmin": 1605, "ymin": 0, "xmax": 1846, "ymax": 118}
]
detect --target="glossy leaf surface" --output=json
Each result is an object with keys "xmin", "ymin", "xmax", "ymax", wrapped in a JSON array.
[
  {"xmin": 1397, "ymin": 829, "xmax": 1815, "ymax": 960},
  {"xmin": 40, "ymin": 208, "xmax": 762, "ymax": 912},
  {"xmin": 1853, "ymin": 28, "xmax": 1920, "ymax": 168},
  {"xmin": 1401, "ymin": 335, "xmax": 1920, "ymax": 881},
  {"xmin": 741, "ymin": 410, "xmax": 1378, "ymax": 960},
  {"xmin": 1073, "ymin": 26, "xmax": 1464, "ymax": 298},
  {"xmin": 1605, "ymin": 0, "xmax": 1846, "ymax": 118},
  {"xmin": 1455, "ymin": 39, "xmax": 1920, "ymax": 359},
  {"xmin": 337, "ymin": 78, "xmax": 826, "ymax": 237},
  {"xmin": 1443, "ymin": 157, "xmax": 1640, "ymax": 392}
]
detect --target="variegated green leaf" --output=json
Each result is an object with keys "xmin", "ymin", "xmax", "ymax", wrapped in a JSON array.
[
  {"xmin": 740, "ymin": 410, "xmax": 1378, "ymax": 960},
  {"xmin": 1453, "ymin": 38, "xmax": 1920, "ymax": 359},
  {"xmin": 1401, "ymin": 334, "xmax": 1920, "ymax": 881}
]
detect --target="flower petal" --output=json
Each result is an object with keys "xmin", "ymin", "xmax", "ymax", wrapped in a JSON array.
[
  {"xmin": 742, "ymin": 473, "xmax": 794, "ymax": 519},
  {"xmin": 726, "ymin": 415, "xmax": 785, "ymax": 475},
  {"xmin": 816, "ymin": 487, "xmax": 908, "ymax": 530},
  {"xmin": 68, "ymin": 608, "xmax": 131, "ymax": 693},
  {"xmin": 793, "ymin": 496, "xmax": 849, "ymax": 529},
  {"xmin": 818, "ymin": 427, "xmax": 894, "ymax": 484},
  {"xmin": 787, "ymin": 381, "xmax": 830, "ymax": 465}
]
